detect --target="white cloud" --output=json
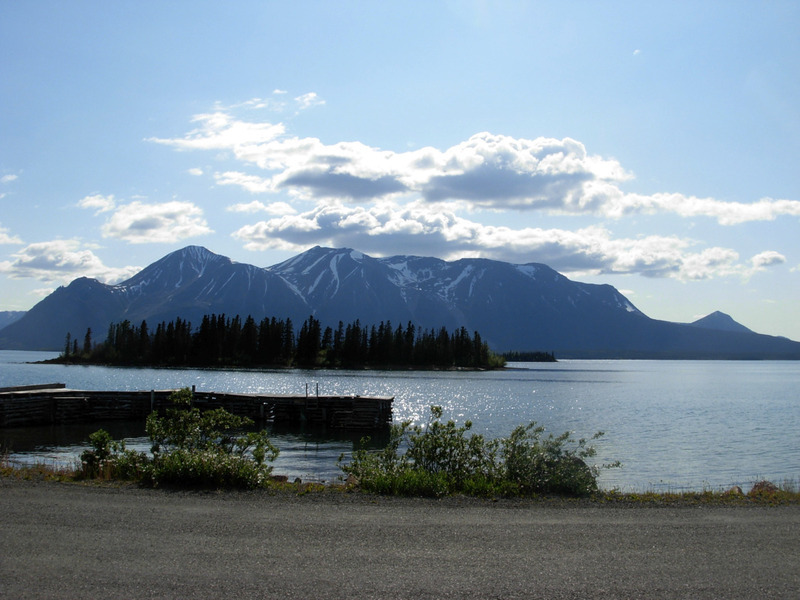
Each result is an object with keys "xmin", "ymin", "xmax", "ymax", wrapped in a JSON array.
[
  {"xmin": 148, "ymin": 112, "xmax": 286, "ymax": 155},
  {"xmin": 77, "ymin": 193, "xmax": 116, "ymax": 214},
  {"xmin": 0, "ymin": 239, "xmax": 139, "ymax": 284},
  {"xmin": 227, "ymin": 200, "xmax": 296, "ymax": 215},
  {"xmin": 750, "ymin": 250, "xmax": 785, "ymax": 269},
  {"xmin": 1, "ymin": 174, "xmax": 19, "ymax": 184},
  {"xmin": 147, "ymin": 103, "xmax": 800, "ymax": 285},
  {"xmin": 187, "ymin": 167, "xmax": 204, "ymax": 176},
  {"xmin": 677, "ymin": 247, "xmax": 741, "ymax": 280},
  {"xmin": 152, "ymin": 109, "xmax": 800, "ymax": 225},
  {"xmin": 101, "ymin": 200, "xmax": 213, "ymax": 244},
  {"xmin": 614, "ymin": 193, "xmax": 800, "ymax": 224},
  {"xmin": 215, "ymin": 171, "xmax": 274, "ymax": 193},
  {"xmin": 294, "ymin": 92, "xmax": 325, "ymax": 111},
  {"xmin": 0, "ymin": 223, "xmax": 23, "ymax": 245},
  {"xmin": 231, "ymin": 199, "xmax": 767, "ymax": 281}
]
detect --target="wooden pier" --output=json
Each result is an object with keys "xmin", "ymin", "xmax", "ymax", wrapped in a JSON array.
[{"xmin": 0, "ymin": 384, "xmax": 393, "ymax": 430}]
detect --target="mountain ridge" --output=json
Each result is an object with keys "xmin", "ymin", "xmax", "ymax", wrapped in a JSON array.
[{"xmin": 1, "ymin": 245, "xmax": 798, "ymax": 359}]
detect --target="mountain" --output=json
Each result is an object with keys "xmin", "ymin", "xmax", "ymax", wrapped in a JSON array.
[
  {"xmin": 0, "ymin": 247, "xmax": 305, "ymax": 351},
  {"xmin": 267, "ymin": 247, "xmax": 647, "ymax": 353},
  {"xmin": 0, "ymin": 311, "xmax": 25, "ymax": 331},
  {"xmin": 1, "ymin": 245, "xmax": 799, "ymax": 359},
  {"xmin": 688, "ymin": 311, "xmax": 754, "ymax": 334}
]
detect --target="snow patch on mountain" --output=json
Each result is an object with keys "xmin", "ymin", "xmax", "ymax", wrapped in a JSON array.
[
  {"xmin": 514, "ymin": 264, "xmax": 539, "ymax": 279},
  {"xmin": 438, "ymin": 265, "xmax": 477, "ymax": 301},
  {"xmin": 385, "ymin": 261, "xmax": 415, "ymax": 287}
]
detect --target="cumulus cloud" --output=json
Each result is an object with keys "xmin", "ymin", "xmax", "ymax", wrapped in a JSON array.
[
  {"xmin": 152, "ymin": 109, "xmax": 800, "ymax": 225},
  {"xmin": 230, "ymin": 199, "xmax": 769, "ymax": 281},
  {"xmin": 0, "ymin": 240, "xmax": 139, "ymax": 284},
  {"xmin": 750, "ymin": 250, "xmax": 785, "ymax": 269},
  {"xmin": 215, "ymin": 171, "xmax": 274, "ymax": 193},
  {"xmin": 227, "ymin": 200, "xmax": 296, "ymax": 215},
  {"xmin": 148, "ymin": 103, "xmax": 799, "ymax": 283},
  {"xmin": 101, "ymin": 200, "xmax": 213, "ymax": 243},
  {"xmin": 78, "ymin": 193, "xmax": 116, "ymax": 214},
  {"xmin": 0, "ymin": 223, "xmax": 23, "ymax": 245}
]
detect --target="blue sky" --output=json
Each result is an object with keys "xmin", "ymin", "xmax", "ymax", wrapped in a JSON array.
[{"xmin": 2, "ymin": 1, "xmax": 799, "ymax": 341}]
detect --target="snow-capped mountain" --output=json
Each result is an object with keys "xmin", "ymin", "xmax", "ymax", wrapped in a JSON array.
[
  {"xmin": 267, "ymin": 246, "xmax": 647, "ymax": 352},
  {"xmin": 113, "ymin": 246, "xmax": 305, "ymax": 325},
  {"xmin": 1, "ymin": 245, "xmax": 799, "ymax": 358}
]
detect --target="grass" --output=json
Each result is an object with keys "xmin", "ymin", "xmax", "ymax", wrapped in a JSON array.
[
  {"xmin": 3, "ymin": 451, "xmax": 799, "ymax": 504},
  {"xmin": 1, "ymin": 453, "xmax": 76, "ymax": 483}
]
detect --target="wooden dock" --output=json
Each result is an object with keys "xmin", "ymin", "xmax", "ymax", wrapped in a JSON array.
[{"xmin": 0, "ymin": 384, "xmax": 393, "ymax": 430}]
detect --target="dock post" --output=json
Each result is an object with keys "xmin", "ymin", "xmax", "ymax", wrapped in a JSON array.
[
  {"xmin": 150, "ymin": 390, "xmax": 154, "ymax": 412},
  {"xmin": 316, "ymin": 382, "xmax": 319, "ymax": 397}
]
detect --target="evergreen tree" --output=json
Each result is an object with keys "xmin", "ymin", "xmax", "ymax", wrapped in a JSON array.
[{"xmin": 83, "ymin": 328, "xmax": 92, "ymax": 357}]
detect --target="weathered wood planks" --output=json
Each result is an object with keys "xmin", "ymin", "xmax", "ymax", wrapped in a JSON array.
[{"xmin": 0, "ymin": 387, "xmax": 393, "ymax": 430}]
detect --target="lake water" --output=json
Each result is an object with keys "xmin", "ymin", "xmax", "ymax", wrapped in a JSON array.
[{"xmin": 1, "ymin": 350, "xmax": 798, "ymax": 491}]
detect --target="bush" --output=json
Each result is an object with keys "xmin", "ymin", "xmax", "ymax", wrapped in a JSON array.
[
  {"xmin": 501, "ymin": 424, "xmax": 608, "ymax": 495},
  {"xmin": 80, "ymin": 429, "xmax": 149, "ymax": 481},
  {"xmin": 79, "ymin": 388, "xmax": 278, "ymax": 489},
  {"xmin": 340, "ymin": 406, "xmax": 618, "ymax": 498}
]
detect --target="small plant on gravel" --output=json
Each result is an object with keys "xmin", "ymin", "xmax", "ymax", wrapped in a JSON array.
[
  {"xmin": 78, "ymin": 387, "xmax": 279, "ymax": 489},
  {"xmin": 339, "ymin": 405, "xmax": 618, "ymax": 498}
]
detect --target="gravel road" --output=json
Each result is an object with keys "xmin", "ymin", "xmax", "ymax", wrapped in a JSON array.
[{"xmin": 1, "ymin": 478, "xmax": 798, "ymax": 599}]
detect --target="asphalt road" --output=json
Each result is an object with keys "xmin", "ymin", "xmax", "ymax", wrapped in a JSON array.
[{"xmin": 1, "ymin": 479, "xmax": 798, "ymax": 599}]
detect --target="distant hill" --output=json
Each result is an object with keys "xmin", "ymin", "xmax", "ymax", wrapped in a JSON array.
[
  {"xmin": 1, "ymin": 245, "xmax": 799, "ymax": 359},
  {"xmin": 688, "ymin": 311, "xmax": 754, "ymax": 334}
]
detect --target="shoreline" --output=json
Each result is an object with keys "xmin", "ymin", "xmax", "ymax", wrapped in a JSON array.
[{"xmin": 2, "ymin": 471, "xmax": 798, "ymax": 506}]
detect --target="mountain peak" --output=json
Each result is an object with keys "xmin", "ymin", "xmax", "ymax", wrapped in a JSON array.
[
  {"xmin": 689, "ymin": 311, "xmax": 753, "ymax": 334},
  {"xmin": 118, "ymin": 245, "xmax": 230, "ymax": 290},
  {"xmin": 268, "ymin": 246, "xmax": 367, "ymax": 276}
]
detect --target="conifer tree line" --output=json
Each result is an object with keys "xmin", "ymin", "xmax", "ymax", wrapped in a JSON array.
[{"xmin": 67, "ymin": 314, "xmax": 506, "ymax": 369}]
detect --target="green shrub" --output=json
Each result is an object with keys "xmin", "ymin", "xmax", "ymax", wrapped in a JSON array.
[
  {"xmin": 501, "ymin": 424, "xmax": 613, "ymax": 495},
  {"xmin": 340, "ymin": 406, "xmax": 618, "ymax": 498},
  {"xmin": 141, "ymin": 449, "xmax": 274, "ymax": 489},
  {"xmin": 404, "ymin": 406, "xmax": 500, "ymax": 488},
  {"xmin": 79, "ymin": 388, "xmax": 278, "ymax": 489},
  {"xmin": 80, "ymin": 428, "xmax": 147, "ymax": 480}
]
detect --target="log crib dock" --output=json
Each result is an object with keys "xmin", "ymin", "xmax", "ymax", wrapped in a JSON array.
[{"xmin": 0, "ymin": 384, "xmax": 393, "ymax": 431}]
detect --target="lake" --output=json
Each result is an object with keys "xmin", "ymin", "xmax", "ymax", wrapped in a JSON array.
[{"xmin": 1, "ymin": 350, "xmax": 798, "ymax": 491}]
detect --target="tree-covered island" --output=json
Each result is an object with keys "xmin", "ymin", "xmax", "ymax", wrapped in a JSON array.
[{"xmin": 53, "ymin": 314, "xmax": 513, "ymax": 370}]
